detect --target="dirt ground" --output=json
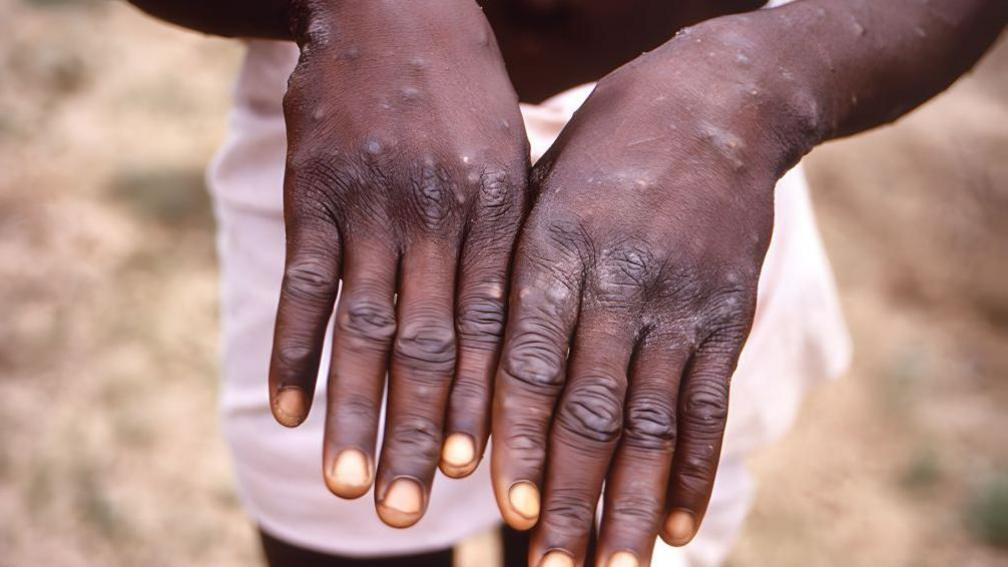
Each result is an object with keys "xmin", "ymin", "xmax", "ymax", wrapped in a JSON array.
[{"xmin": 1, "ymin": 1, "xmax": 1006, "ymax": 566}]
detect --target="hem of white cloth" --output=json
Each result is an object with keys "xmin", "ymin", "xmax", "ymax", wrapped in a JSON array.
[
  {"xmin": 252, "ymin": 508, "xmax": 504, "ymax": 556},
  {"xmin": 246, "ymin": 494, "xmax": 504, "ymax": 558}
]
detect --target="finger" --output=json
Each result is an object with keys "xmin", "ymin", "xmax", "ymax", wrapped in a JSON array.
[
  {"xmin": 374, "ymin": 239, "xmax": 459, "ymax": 528},
  {"xmin": 442, "ymin": 171, "xmax": 524, "ymax": 478},
  {"xmin": 491, "ymin": 245, "xmax": 582, "ymax": 531},
  {"xmin": 595, "ymin": 334, "xmax": 691, "ymax": 567},
  {"xmin": 530, "ymin": 310, "xmax": 636, "ymax": 567},
  {"xmin": 662, "ymin": 332, "xmax": 745, "ymax": 547},
  {"xmin": 268, "ymin": 217, "xmax": 341, "ymax": 428},
  {"xmin": 321, "ymin": 237, "xmax": 398, "ymax": 499}
]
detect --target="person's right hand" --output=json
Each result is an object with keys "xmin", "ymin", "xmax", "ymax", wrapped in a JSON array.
[{"xmin": 268, "ymin": 0, "xmax": 529, "ymax": 528}]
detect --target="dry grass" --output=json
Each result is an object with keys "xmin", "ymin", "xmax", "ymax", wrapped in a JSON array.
[{"xmin": 0, "ymin": 0, "xmax": 1005, "ymax": 565}]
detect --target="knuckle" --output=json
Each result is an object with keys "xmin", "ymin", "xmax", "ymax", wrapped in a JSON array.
[
  {"xmin": 683, "ymin": 380, "xmax": 729, "ymax": 430},
  {"xmin": 501, "ymin": 423, "xmax": 549, "ymax": 463},
  {"xmin": 653, "ymin": 266, "xmax": 706, "ymax": 310},
  {"xmin": 388, "ymin": 416, "xmax": 441, "ymax": 462},
  {"xmin": 457, "ymin": 295, "xmax": 506, "ymax": 347},
  {"xmin": 501, "ymin": 418, "xmax": 548, "ymax": 454},
  {"xmin": 707, "ymin": 297, "xmax": 752, "ymax": 331},
  {"xmin": 475, "ymin": 167, "xmax": 521, "ymax": 217},
  {"xmin": 556, "ymin": 378, "xmax": 624, "ymax": 444},
  {"xmin": 274, "ymin": 342, "xmax": 316, "ymax": 373},
  {"xmin": 394, "ymin": 320, "xmax": 456, "ymax": 373},
  {"xmin": 543, "ymin": 488, "xmax": 597, "ymax": 535},
  {"xmin": 703, "ymin": 277, "xmax": 756, "ymax": 326},
  {"xmin": 283, "ymin": 259, "xmax": 338, "ymax": 304},
  {"xmin": 592, "ymin": 239, "xmax": 658, "ymax": 302},
  {"xmin": 409, "ymin": 159, "xmax": 459, "ymax": 232},
  {"xmin": 330, "ymin": 391, "xmax": 379, "ymax": 425},
  {"xmin": 288, "ymin": 144, "xmax": 399, "ymax": 228},
  {"xmin": 679, "ymin": 449, "xmax": 717, "ymax": 484},
  {"xmin": 338, "ymin": 298, "xmax": 397, "ymax": 344},
  {"xmin": 501, "ymin": 329, "xmax": 566, "ymax": 391},
  {"xmin": 608, "ymin": 493, "xmax": 663, "ymax": 527},
  {"xmin": 535, "ymin": 217, "xmax": 592, "ymax": 265},
  {"xmin": 287, "ymin": 153, "xmax": 357, "ymax": 213},
  {"xmin": 623, "ymin": 393, "xmax": 677, "ymax": 450}
]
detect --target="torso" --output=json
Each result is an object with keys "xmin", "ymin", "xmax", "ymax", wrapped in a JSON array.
[{"xmin": 479, "ymin": 0, "xmax": 768, "ymax": 101}]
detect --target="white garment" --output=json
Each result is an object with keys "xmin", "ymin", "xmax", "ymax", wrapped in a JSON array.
[{"xmin": 208, "ymin": 36, "xmax": 850, "ymax": 564}]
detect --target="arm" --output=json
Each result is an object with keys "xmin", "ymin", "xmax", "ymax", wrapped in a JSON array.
[
  {"xmin": 491, "ymin": 1, "xmax": 1005, "ymax": 565},
  {"xmin": 705, "ymin": 0, "xmax": 1007, "ymax": 161},
  {"xmin": 126, "ymin": 0, "xmax": 294, "ymax": 40}
]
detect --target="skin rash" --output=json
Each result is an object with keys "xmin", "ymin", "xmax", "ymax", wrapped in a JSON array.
[{"xmin": 126, "ymin": 0, "xmax": 1007, "ymax": 565}]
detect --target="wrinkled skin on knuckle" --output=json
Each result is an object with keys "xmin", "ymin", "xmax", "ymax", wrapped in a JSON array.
[
  {"xmin": 283, "ymin": 256, "xmax": 339, "ymax": 305},
  {"xmin": 286, "ymin": 150, "xmax": 387, "ymax": 228},
  {"xmin": 682, "ymin": 377, "xmax": 730, "ymax": 439},
  {"xmin": 520, "ymin": 214, "xmax": 594, "ymax": 270},
  {"xmin": 387, "ymin": 415, "xmax": 442, "ymax": 463},
  {"xmin": 678, "ymin": 448, "xmax": 719, "ymax": 491},
  {"xmin": 589, "ymin": 237, "xmax": 659, "ymax": 307},
  {"xmin": 542, "ymin": 488, "xmax": 598, "ymax": 536},
  {"xmin": 501, "ymin": 322, "xmax": 567, "ymax": 391},
  {"xmin": 608, "ymin": 492, "xmax": 664, "ymax": 528},
  {"xmin": 556, "ymin": 378, "xmax": 625, "ymax": 445},
  {"xmin": 456, "ymin": 295, "xmax": 506, "ymax": 348},
  {"xmin": 394, "ymin": 320, "xmax": 457, "ymax": 375},
  {"xmin": 699, "ymin": 265, "xmax": 759, "ymax": 325},
  {"xmin": 693, "ymin": 290, "xmax": 752, "ymax": 379},
  {"xmin": 406, "ymin": 158, "xmax": 461, "ymax": 233},
  {"xmin": 274, "ymin": 342, "xmax": 316, "ymax": 375},
  {"xmin": 520, "ymin": 254, "xmax": 583, "ymax": 305},
  {"xmin": 474, "ymin": 166, "xmax": 524, "ymax": 222},
  {"xmin": 331, "ymin": 391, "xmax": 380, "ymax": 426},
  {"xmin": 649, "ymin": 264, "xmax": 756, "ymax": 345},
  {"xmin": 623, "ymin": 393, "xmax": 678, "ymax": 450},
  {"xmin": 502, "ymin": 419, "xmax": 549, "ymax": 455},
  {"xmin": 337, "ymin": 297, "xmax": 397, "ymax": 347},
  {"xmin": 655, "ymin": 262, "xmax": 707, "ymax": 306}
]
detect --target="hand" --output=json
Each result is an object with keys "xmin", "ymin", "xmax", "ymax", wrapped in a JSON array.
[
  {"xmin": 491, "ymin": 25, "xmax": 808, "ymax": 565},
  {"xmin": 268, "ymin": 0, "xmax": 529, "ymax": 528}
]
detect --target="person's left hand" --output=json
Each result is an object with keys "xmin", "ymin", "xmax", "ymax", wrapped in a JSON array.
[{"xmin": 490, "ymin": 21, "xmax": 813, "ymax": 565}]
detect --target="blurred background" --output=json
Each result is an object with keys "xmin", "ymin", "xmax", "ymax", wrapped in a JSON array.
[{"xmin": 1, "ymin": 0, "xmax": 1006, "ymax": 565}]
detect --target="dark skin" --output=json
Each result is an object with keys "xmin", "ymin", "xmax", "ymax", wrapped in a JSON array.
[{"xmin": 127, "ymin": 0, "xmax": 1006, "ymax": 565}]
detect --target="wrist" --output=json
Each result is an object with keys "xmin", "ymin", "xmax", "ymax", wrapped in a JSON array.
[{"xmin": 642, "ymin": 11, "xmax": 829, "ymax": 178}]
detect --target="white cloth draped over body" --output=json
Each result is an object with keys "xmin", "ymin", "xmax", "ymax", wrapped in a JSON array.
[{"xmin": 207, "ymin": 9, "xmax": 850, "ymax": 564}]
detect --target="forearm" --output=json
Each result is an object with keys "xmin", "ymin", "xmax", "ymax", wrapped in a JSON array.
[
  {"xmin": 641, "ymin": 0, "xmax": 1005, "ymax": 174},
  {"xmin": 759, "ymin": 0, "xmax": 1007, "ymax": 142},
  {"xmin": 126, "ymin": 0, "xmax": 298, "ymax": 40},
  {"xmin": 126, "ymin": 0, "xmax": 486, "ymax": 45}
]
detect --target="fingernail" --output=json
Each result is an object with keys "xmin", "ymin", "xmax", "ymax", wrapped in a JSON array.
[
  {"xmin": 273, "ymin": 388, "xmax": 307, "ymax": 427},
  {"xmin": 539, "ymin": 550, "xmax": 574, "ymax": 567},
  {"xmin": 607, "ymin": 551, "xmax": 640, "ymax": 567},
  {"xmin": 326, "ymin": 449, "xmax": 371, "ymax": 497},
  {"xmin": 508, "ymin": 481, "xmax": 541, "ymax": 520},
  {"xmin": 379, "ymin": 478, "xmax": 423, "ymax": 528},
  {"xmin": 665, "ymin": 510, "xmax": 697, "ymax": 546},
  {"xmin": 441, "ymin": 433, "xmax": 476, "ymax": 468}
]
